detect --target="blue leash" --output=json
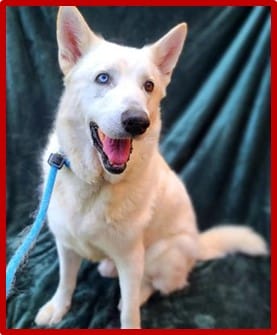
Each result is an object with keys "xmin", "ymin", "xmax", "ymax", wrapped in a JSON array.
[{"xmin": 6, "ymin": 153, "xmax": 69, "ymax": 298}]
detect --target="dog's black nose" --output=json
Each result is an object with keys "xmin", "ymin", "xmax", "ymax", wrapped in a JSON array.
[{"xmin": 121, "ymin": 109, "xmax": 150, "ymax": 136}]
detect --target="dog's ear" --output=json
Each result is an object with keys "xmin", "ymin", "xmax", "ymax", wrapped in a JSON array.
[
  {"xmin": 150, "ymin": 23, "xmax": 187, "ymax": 79},
  {"xmin": 57, "ymin": 6, "xmax": 100, "ymax": 75}
]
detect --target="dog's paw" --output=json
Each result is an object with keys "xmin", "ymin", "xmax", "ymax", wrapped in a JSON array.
[
  {"xmin": 98, "ymin": 259, "xmax": 118, "ymax": 278},
  {"xmin": 35, "ymin": 299, "xmax": 69, "ymax": 326}
]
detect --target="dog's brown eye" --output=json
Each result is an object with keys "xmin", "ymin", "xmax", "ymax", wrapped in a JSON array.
[{"xmin": 144, "ymin": 80, "xmax": 154, "ymax": 93}]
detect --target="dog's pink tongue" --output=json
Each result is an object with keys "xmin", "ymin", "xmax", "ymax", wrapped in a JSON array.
[{"xmin": 103, "ymin": 137, "xmax": 131, "ymax": 165}]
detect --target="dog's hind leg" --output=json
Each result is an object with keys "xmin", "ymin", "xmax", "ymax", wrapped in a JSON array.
[
  {"xmin": 98, "ymin": 258, "xmax": 118, "ymax": 278},
  {"xmin": 145, "ymin": 234, "xmax": 198, "ymax": 296},
  {"xmin": 139, "ymin": 280, "xmax": 155, "ymax": 306},
  {"xmin": 35, "ymin": 241, "xmax": 81, "ymax": 326}
]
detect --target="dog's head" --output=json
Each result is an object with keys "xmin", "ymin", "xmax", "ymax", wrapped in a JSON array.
[{"xmin": 56, "ymin": 6, "xmax": 187, "ymax": 180}]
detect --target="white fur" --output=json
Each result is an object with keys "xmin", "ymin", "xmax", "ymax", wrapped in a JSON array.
[{"xmin": 35, "ymin": 7, "xmax": 268, "ymax": 329}]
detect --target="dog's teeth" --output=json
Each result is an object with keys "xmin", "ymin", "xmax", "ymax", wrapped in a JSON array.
[{"xmin": 98, "ymin": 129, "xmax": 106, "ymax": 143}]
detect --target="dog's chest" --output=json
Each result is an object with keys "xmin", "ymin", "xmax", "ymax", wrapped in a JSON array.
[{"xmin": 47, "ymin": 175, "xmax": 114, "ymax": 260}]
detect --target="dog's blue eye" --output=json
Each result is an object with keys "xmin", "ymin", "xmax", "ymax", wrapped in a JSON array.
[{"xmin": 95, "ymin": 73, "xmax": 110, "ymax": 84}]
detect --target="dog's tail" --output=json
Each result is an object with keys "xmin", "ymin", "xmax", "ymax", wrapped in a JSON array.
[{"xmin": 198, "ymin": 225, "xmax": 268, "ymax": 261}]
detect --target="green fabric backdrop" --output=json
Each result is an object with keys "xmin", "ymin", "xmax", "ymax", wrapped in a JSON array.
[{"xmin": 6, "ymin": 6, "xmax": 270, "ymax": 329}]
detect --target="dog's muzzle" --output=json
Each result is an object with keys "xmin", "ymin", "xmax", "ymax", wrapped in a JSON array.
[{"xmin": 90, "ymin": 110, "xmax": 150, "ymax": 175}]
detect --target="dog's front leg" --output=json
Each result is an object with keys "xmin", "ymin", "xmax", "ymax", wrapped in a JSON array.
[
  {"xmin": 35, "ymin": 241, "xmax": 81, "ymax": 326},
  {"xmin": 115, "ymin": 243, "xmax": 144, "ymax": 329}
]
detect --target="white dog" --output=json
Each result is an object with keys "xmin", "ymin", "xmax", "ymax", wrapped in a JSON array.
[{"xmin": 35, "ymin": 6, "xmax": 268, "ymax": 329}]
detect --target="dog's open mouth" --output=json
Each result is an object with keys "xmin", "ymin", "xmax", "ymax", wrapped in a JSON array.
[{"xmin": 90, "ymin": 122, "xmax": 132, "ymax": 174}]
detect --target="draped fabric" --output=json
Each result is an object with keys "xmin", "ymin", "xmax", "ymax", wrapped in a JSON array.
[{"xmin": 6, "ymin": 6, "xmax": 270, "ymax": 328}]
